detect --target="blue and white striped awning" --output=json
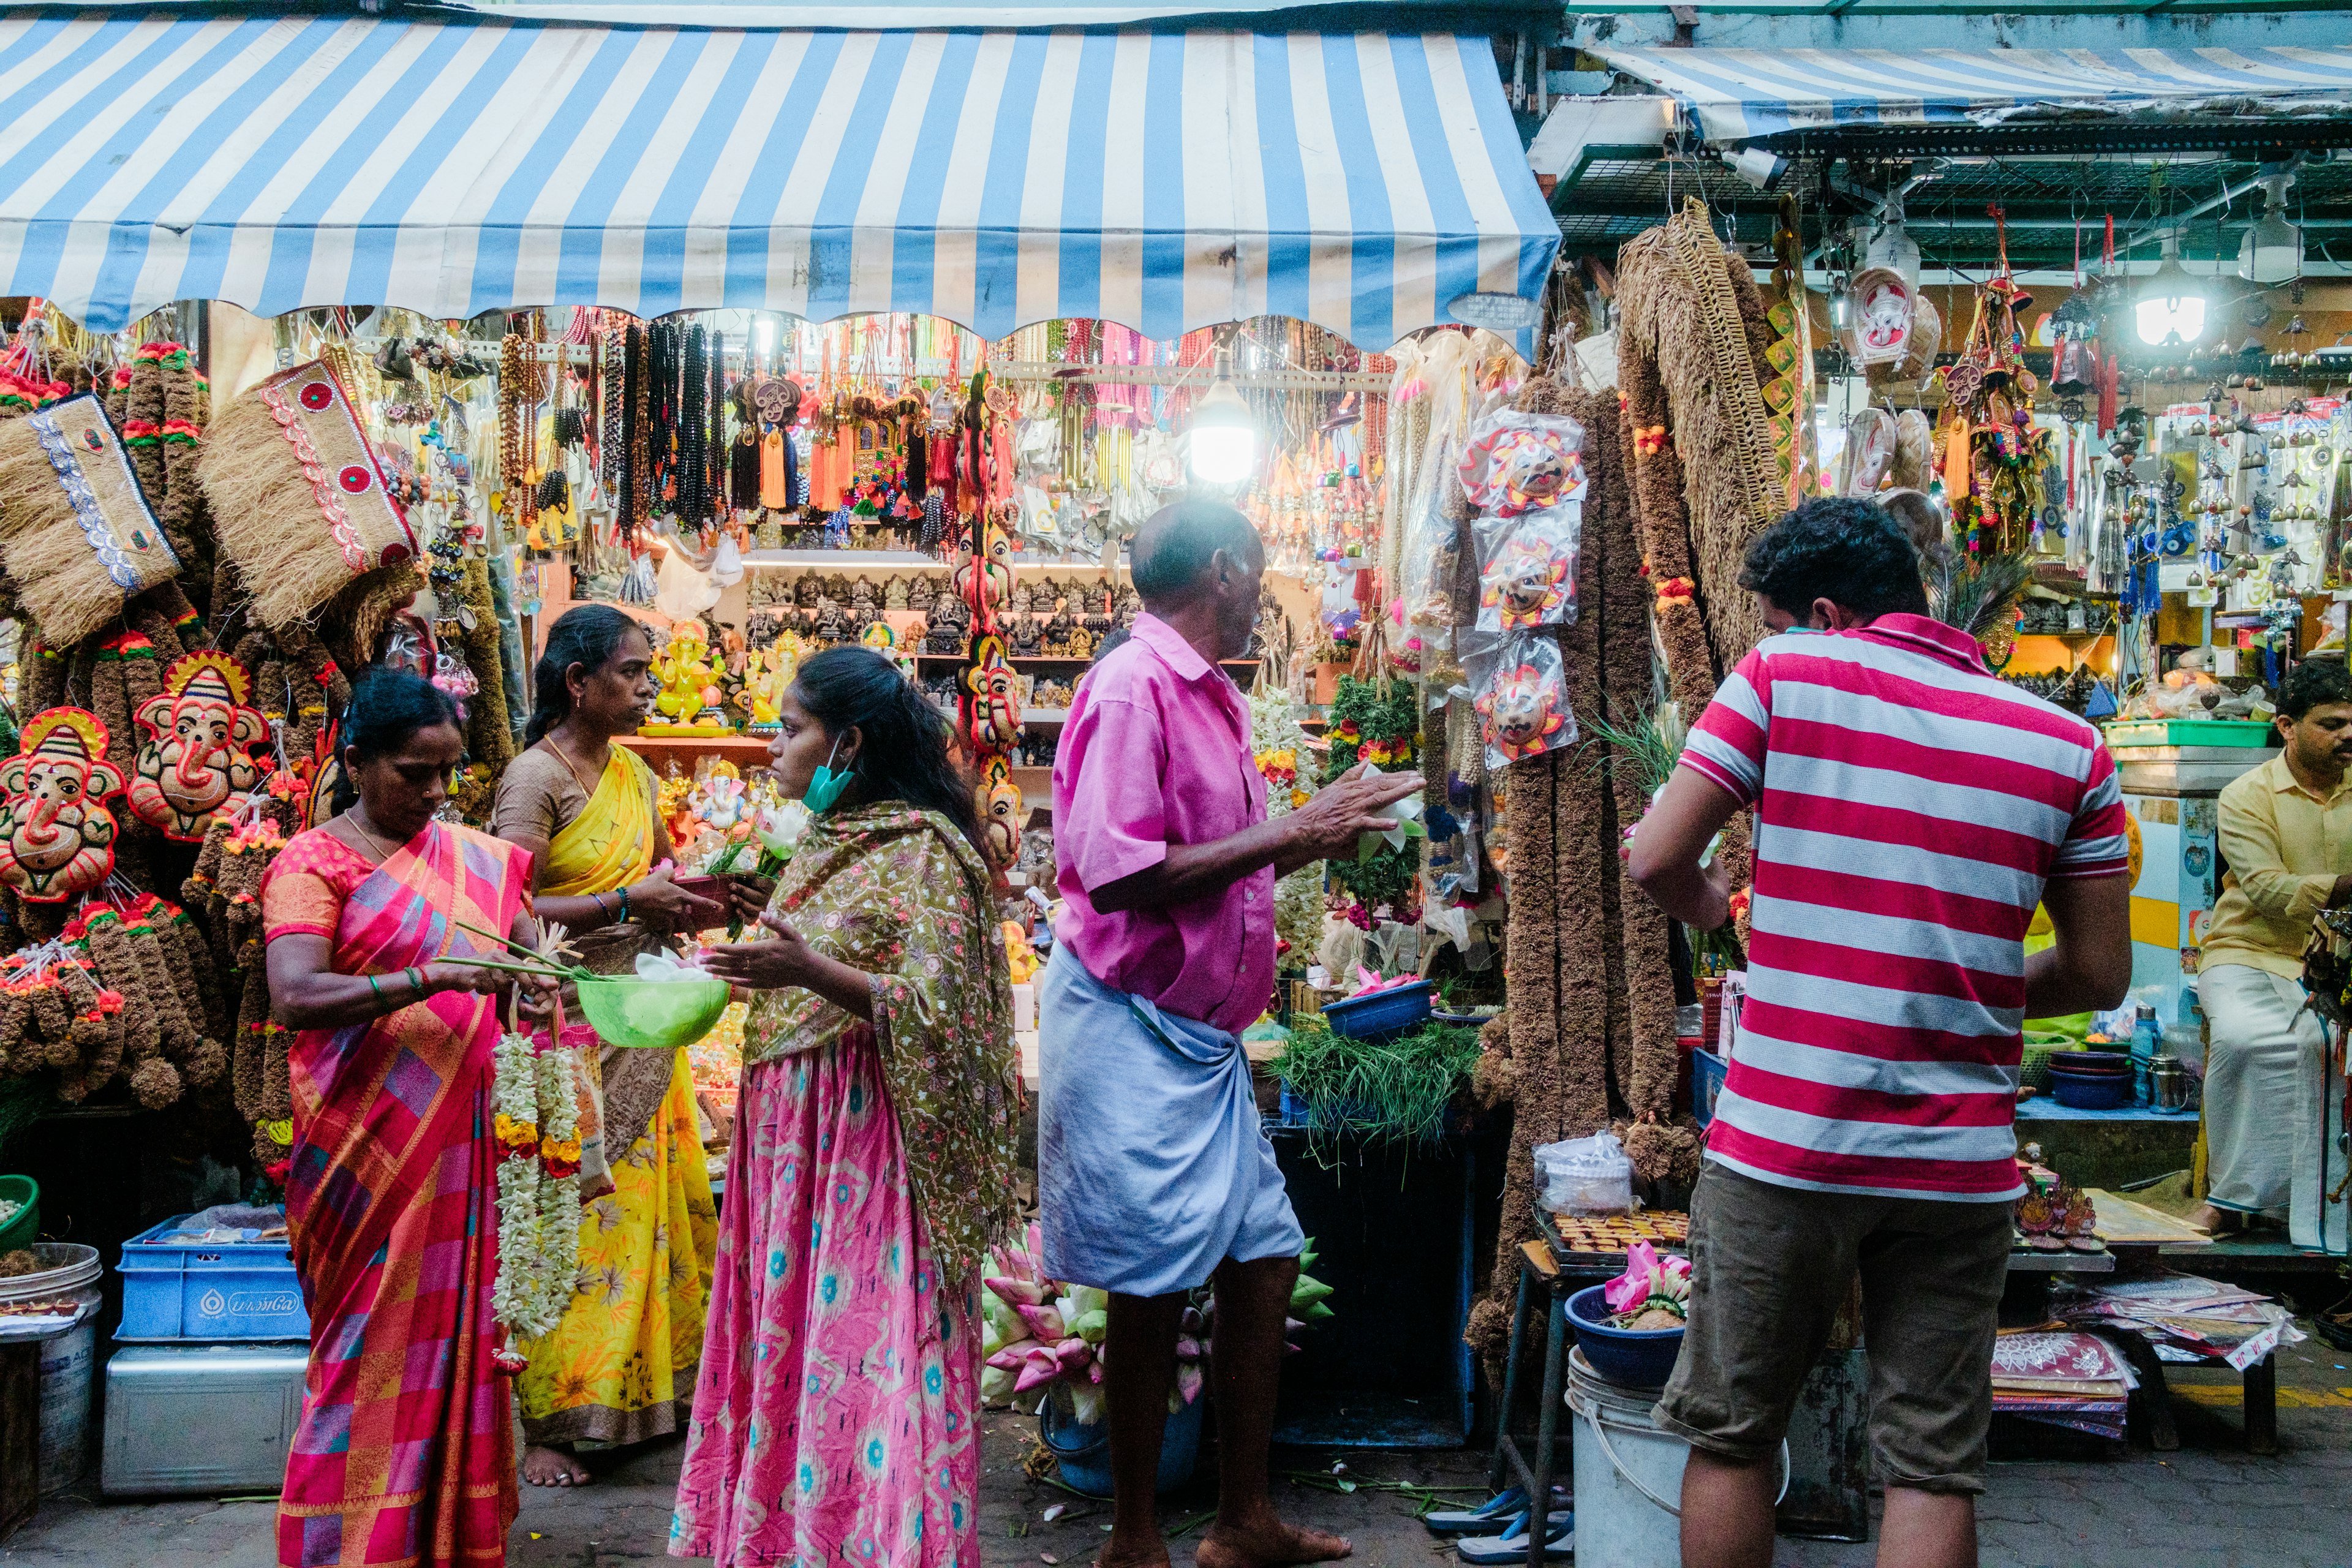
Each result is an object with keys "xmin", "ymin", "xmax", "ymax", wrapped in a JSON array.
[
  {"xmin": 0, "ymin": 14, "xmax": 1559, "ymax": 347},
  {"xmin": 1597, "ymin": 45, "xmax": 2352, "ymax": 145}
]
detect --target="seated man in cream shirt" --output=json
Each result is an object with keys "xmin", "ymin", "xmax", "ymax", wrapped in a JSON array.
[{"xmin": 2194, "ymin": 657, "xmax": 2352, "ymax": 1247}]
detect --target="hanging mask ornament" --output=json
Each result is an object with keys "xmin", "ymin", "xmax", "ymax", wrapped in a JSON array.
[
  {"xmin": 0, "ymin": 709, "xmax": 127, "ymax": 902},
  {"xmin": 973, "ymin": 752, "xmax": 1025, "ymax": 869},
  {"xmin": 962, "ymin": 633, "xmax": 1023, "ymax": 753},
  {"xmin": 1475, "ymin": 664, "xmax": 1568, "ymax": 763},
  {"xmin": 1482, "ymin": 537, "xmax": 1572, "ymax": 629},
  {"xmin": 128, "ymin": 650, "xmax": 270, "ymax": 841}
]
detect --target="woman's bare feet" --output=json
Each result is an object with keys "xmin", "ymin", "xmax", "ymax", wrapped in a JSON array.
[
  {"xmin": 2188, "ymin": 1204, "xmax": 2229, "ymax": 1235},
  {"xmin": 1195, "ymin": 1516, "xmax": 1351, "ymax": 1568},
  {"xmin": 522, "ymin": 1444, "xmax": 590, "ymax": 1487}
]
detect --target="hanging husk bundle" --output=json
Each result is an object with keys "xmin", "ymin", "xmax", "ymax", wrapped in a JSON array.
[{"xmin": 198, "ymin": 360, "xmax": 418, "ymax": 630}]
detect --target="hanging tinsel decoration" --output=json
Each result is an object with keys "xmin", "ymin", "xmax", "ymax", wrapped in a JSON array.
[
  {"xmin": 627, "ymin": 323, "xmax": 650, "ymax": 529},
  {"xmin": 499, "ymin": 330, "xmax": 534, "ymax": 540},
  {"xmin": 601, "ymin": 327, "xmax": 627, "ymax": 501},
  {"xmin": 707, "ymin": 330, "xmax": 729, "ymax": 522},
  {"xmin": 678, "ymin": 325, "xmax": 709, "ymax": 527}
]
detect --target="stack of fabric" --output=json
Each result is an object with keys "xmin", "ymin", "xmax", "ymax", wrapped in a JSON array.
[
  {"xmin": 1990, "ymin": 1330, "xmax": 2135, "ymax": 1439},
  {"xmin": 2053, "ymin": 1271, "xmax": 2305, "ymax": 1371}
]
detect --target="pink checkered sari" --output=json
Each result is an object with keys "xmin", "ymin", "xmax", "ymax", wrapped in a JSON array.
[{"xmin": 262, "ymin": 822, "xmax": 531, "ymax": 1567}]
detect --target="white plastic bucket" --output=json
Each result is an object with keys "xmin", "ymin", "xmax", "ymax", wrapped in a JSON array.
[
  {"xmin": 0, "ymin": 1242, "xmax": 103, "ymax": 1493},
  {"xmin": 1566, "ymin": 1349, "xmax": 1785, "ymax": 1568}
]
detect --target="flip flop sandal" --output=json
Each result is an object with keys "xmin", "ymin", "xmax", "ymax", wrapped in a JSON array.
[
  {"xmin": 1425, "ymin": 1486, "xmax": 1569, "ymax": 1535},
  {"xmin": 1455, "ymin": 1510, "xmax": 1572, "ymax": 1565},
  {"xmin": 1425, "ymin": 1488, "xmax": 1526, "ymax": 1535}
]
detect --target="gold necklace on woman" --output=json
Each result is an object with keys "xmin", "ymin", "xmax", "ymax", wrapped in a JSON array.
[
  {"xmin": 543, "ymin": 727, "xmax": 606, "ymax": 799},
  {"xmin": 344, "ymin": 810, "xmax": 404, "ymax": 864}
]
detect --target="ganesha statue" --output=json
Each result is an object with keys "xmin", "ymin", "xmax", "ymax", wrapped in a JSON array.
[
  {"xmin": 129, "ymin": 651, "xmax": 270, "ymax": 842},
  {"xmin": 0, "ymin": 709, "xmax": 127, "ymax": 902}
]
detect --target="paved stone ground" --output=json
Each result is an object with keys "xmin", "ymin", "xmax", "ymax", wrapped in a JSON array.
[{"xmin": 8, "ymin": 1324, "xmax": 2346, "ymax": 1568}]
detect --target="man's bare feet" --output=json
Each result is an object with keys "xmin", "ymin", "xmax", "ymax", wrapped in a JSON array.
[
  {"xmin": 2188, "ymin": 1204, "xmax": 2229, "ymax": 1235},
  {"xmin": 522, "ymin": 1444, "xmax": 590, "ymax": 1487},
  {"xmin": 1093, "ymin": 1535, "xmax": 1174, "ymax": 1568},
  {"xmin": 1195, "ymin": 1517, "xmax": 1351, "ymax": 1568}
]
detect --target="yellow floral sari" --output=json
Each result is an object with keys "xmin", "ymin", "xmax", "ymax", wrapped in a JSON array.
[{"xmin": 513, "ymin": 745, "xmax": 718, "ymax": 1448}]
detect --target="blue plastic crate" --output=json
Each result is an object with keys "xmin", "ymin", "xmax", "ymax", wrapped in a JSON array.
[
  {"xmin": 1692, "ymin": 1047, "xmax": 1729, "ymax": 1129},
  {"xmin": 117, "ymin": 1216, "xmax": 309, "ymax": 1342}
]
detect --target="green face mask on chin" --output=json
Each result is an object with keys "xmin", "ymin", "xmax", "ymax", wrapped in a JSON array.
[{"xmin": 803, "ymin": 734, "xmax": 854, "ymax": 813}]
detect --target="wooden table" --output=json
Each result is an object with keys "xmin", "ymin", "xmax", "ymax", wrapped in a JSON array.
[{"xmin": 2075, "ymin": 1189, "xmax": 2274, "ymax": 1455}]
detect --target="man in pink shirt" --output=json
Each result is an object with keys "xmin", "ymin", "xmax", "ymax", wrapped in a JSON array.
[{"xmin": 1041, "ymin": 500, "xmax": 1417, "ymax": 1568}]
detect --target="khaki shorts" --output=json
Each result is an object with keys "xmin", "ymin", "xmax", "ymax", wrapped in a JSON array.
[{"xmin": 1654, "ymin": 1162, "xmax": 2015, "ymax": 1494}]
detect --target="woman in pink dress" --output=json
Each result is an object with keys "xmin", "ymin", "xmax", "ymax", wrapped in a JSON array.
[{"xmin": 669, "ymin": 647, "xmax": 1020, "ymax": 1568}]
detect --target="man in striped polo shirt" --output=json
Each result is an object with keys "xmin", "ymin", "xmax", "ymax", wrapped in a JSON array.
[{"xmin": 1628, "ymin": 499, "xmax": 2132, "ymax": 1568}]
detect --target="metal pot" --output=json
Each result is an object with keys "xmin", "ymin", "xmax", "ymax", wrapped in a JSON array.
[{"xmin": 2150, "ymin": 1058, "xmax": 2195, "ymax": 1113}]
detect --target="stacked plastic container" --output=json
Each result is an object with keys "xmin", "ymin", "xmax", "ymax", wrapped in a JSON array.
[{"xmin": 103, "ymin": 1213, "xmax": 311, "ymax": 1496}]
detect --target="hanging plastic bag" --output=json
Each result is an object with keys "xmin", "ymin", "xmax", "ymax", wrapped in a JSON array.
[
  {"xmin": 1466, "ymin": 630, "xmax": 1575, "ymax": 772},
  {"xmin": 1475, "ymin": 494, "xmax": 1583, "ymax": 634},
  {"xmin": 1398, "ymin": 483, "xmax": 1465, "ymax": 653},
  {"xmin": 1459, "ymin": 409, "xmax": 1586, "ymax": 518}
]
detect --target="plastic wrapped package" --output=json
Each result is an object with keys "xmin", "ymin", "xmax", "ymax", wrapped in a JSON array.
[
  {"xmin": 1398, "ymin": 483, "xmax": 1466, "ymax": 653},
  {"xmin": 1535, "ymin": 1131, "xmax": 1635, "ymax": 1215},
  {"xmin": 1475, "ymin": 495, "xmax": 1583, "ymax": 633},
  {"xmin": 1459, "ymin": 407, "xmax": 1586, "ymax": 518},
  {"xmin": 1463, "ymin": 629, "xmax": 1576, "ymax": 772}
]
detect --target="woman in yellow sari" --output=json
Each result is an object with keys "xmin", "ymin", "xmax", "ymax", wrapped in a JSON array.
[{"xmin": 491, "ymin": 605, "xmax": 726, "ymax": 1487}]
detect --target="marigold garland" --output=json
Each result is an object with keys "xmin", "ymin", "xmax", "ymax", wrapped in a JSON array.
[{"xmin": 489, "ymin": 1028, "xmax": 585, "ymax": 1355}]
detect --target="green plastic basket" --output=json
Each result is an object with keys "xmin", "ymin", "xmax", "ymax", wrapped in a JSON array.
[
  {"xmin": 0, "ymin": 1174, "xmax": 40, "ymax": 1252},
  {"xmin": 2021, "ymin": 1032, "xmax": 2078, "ymax": 1093},
  {"xmin": 573, "ymin": 974, "xmax": 733, "ymax": 1050}
]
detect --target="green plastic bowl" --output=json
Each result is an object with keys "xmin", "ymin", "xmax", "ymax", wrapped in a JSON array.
[
  {"xmin": 574, "ymin": 975, "xmax": 732, "ymax": 1050},
  {"xmin": 0, "ymin": 1174, "xmax": 40, "ymax": 1253}
]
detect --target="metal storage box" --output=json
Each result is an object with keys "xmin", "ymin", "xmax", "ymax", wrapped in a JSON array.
[
  {"xmin": 117, "ymin": 1215, "xmax": 309, "ymax": 1341},
  {"xmin": 101, "ymin": 1341, "xmax": 307, "ymax": 1497}
]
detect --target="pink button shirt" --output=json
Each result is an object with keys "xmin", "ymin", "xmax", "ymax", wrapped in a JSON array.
[{"xmin": 1052, "ymin": 612, "xmax": 1275, "ymax": 1035}]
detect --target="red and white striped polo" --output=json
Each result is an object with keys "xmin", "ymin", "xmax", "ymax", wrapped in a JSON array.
[{"xmin": 1678, "ymin": 613, "xmax": 2131, "ymax": 1201}]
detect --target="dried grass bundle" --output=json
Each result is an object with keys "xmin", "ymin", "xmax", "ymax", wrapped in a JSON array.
[
  {"xmin": 0, "ymin": 397, "xmax": 181, "ymax": 646},
  {"xmin": 198, "ymin": 362, "xmax": 415, "ymax": 630}
]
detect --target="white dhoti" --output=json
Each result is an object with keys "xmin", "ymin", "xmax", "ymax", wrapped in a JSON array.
[{"xmin": 2201, "ymin": 963, "xmax": 2347, "ymax": 1253}]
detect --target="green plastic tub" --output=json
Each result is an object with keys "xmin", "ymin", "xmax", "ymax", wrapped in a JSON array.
[
  {"xmin": 2101, "ymin": 718, "xmax": 2279, "ymax": 748},
  {"xmin": 574, "ymin": 975, "xmax": 732, "ymax": 1050},
  {"xmin": 0, "ymin": 1173, "xmax": 40, "ymax": 1252}
]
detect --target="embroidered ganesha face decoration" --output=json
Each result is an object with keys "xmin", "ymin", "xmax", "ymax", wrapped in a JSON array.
[
  {"xmin": 1483, "ymin": 536, "xmax": 1572, "ymax": 630},
  {"xmin": 130, "ymin": 651, "xmax": 269, "ymax": 842},
  {"xmin": 963, "ymin": 633, "xmax": 1023, "ymax": 753},
  {"xmin": 0, "ymin": 709, "xmax": 126, "ymax": 902},
  {"xmin": 973, "ymin": 752, "xmax": 1025, "ymax": 870},
  {"xmin": 1475, "ymin": 664, "xmax": 1567, "ymax": 761}
]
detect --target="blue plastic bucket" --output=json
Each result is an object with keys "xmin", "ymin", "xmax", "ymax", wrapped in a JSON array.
[
  {"xmin": 1319, "ymin": 981, "xmax": 1434, "ymax": 1043},
  {"xmin": 1040, "ymin": 1390, "xmax": 1204, "ymax": 1497},
  {"xmin": 1567, "ymin": 1286, "xmax": 1686, "ymax": 1389}
]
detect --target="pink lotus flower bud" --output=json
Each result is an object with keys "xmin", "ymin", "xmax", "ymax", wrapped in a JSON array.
[
  {"xmin": 986, "ymin": 1342, "xmax": 1038, "ymax": 1371},
  {"xmin": 1175, "ymin": 1362, "xmax": 1205, "ymax": 1404},
  {"xmin": 1014, "ymin": 1347, "xmax": 1063, "ymax": 1393},
  {"xmin": 987, "ymin": 1276, "xmax": 1046, "ymax": 1308},
  {"xmin": 1605, "ymin": 1241, "xmax": 1660, "ymax": 1315},
  {"xmin": 1054, "ymin": 1337, "xmax": 1092, "ymax": 1374},
  {"xmin": 1174, "ymin": 1336, "xmax": 1202, "ymax": 1360},
  {"xmin": 1017, "ymin": 1303, "xmax": 1068, "ymax": 1342}
]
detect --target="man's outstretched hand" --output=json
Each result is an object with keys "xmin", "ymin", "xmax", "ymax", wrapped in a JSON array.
[{"xmin": 1280, "ymin": 763, "xmax": 1424, "ymax": 867}]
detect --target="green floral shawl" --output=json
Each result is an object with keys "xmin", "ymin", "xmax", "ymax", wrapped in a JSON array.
[{"xmin": 744, "ymin": 802, "xmax": 1021, "ymax": 1280}]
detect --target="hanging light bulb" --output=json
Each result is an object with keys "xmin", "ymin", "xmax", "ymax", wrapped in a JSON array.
[
  {"xmin": 1186, "ymin": 336, "xmax": 1257, "ymax": 486},
  {"xmin": 1865, "ymin": 195, "xmax": 1921, "ymax": 290},
  {"xmin": 2238, "ymin": 174, "xmax": 2302, "ymax": 285},
  {"xmin": 2135, "ymin": 232, "xmax": 2208, "ymax": 347}
]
